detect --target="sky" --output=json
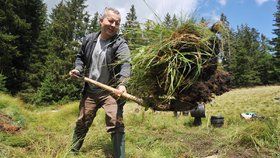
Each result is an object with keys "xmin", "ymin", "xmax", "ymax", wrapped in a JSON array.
[{"xmin": 44, "ymin": 0, "xmax": 277, "ymax": 39}]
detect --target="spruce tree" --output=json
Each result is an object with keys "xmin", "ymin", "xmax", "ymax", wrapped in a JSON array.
[
  {"xmin": 34, "ymin": 0, "xmax": 89, "ymax": 104},
  {"xmin": 123, "ymin": 4, "xmax": 141, "ymax": 50},
  {"xmin": 271, "ymin": 0, "xmax": 280, "ymax": 83},
  {"xmin": 88, "ymin": 12, "xmax": 100, "ymax": 33},
  {"xmin": 220, "ymin": 13, "xmax": 230, "ymax": 28},
  {"xmin": 141, "ymin": 19, "xmax": 160, "ymax": 45},
  {"xmin": 0, "ymin": 1, "xmax": 19, "ymax": 86},
  {"xmin": 0, "ymin": 0, "xmax": 47, "ymax": 94},
  {"xmin": 66, "ymin": 0, "xmax": 89, "ymax": 41},
  {"xmin": 229, "ymin": 25, "xmax": 263, "ymax": 86},
  {"xmin": 163, "ymin": 13, "xmax": 172, "ymax": 28},
  {"xmin": 0, "ymin": 73, "xmax": 8, "ymax": 92},
  {"xmin": 172, "ymin": 14, "xmax": 179, "ymax": 28},
  {"xmin": 218, "ymin": 13, "xmax": 233, "ymax": 70},
  {"xmin": 124, "ymin": 5, "xmax": 139, "ymax": 28},
  {"xmin": 26, "ymin": 1, "xmax": 49, "ymax": 92},
  {"xmin": 258, "ymin": 34, "xmax": 274, "ymax": 84}
]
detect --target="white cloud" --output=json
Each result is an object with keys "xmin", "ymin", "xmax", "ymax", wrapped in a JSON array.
[
  {"xmin": 201, "ymin": 9, "xmax": 220, "ymax": 24},
  {"xmin": 85, "ymin": 0, "xmax": 199, "ymax": 23},
  {"xmin": 255, "ymin": 0, "xmax": 270, "ymax": 5},
  {"xmin": 44, "ymin": 0, "xmax": 199, "ymax": 23},
  {"xmin": 211, "ymin": 10, "xmax": 220, "ymax": 22},
  {"xmin": 218, "ymin": 0, "xmax": 227, "ymax": 6}
]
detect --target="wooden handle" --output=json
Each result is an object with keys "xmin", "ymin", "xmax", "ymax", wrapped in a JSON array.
[{"xmin": 83, "ymin": 77, "xmax": 144, "ymax": 105}]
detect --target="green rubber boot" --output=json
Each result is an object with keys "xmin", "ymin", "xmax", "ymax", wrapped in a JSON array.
[
  {"xmin": 70, "ymin": 131, "xmax": 86, "ymax": 154},
  {"xmin": 111, "ymin": 132, "xmax": 125, "ymax": 158}
]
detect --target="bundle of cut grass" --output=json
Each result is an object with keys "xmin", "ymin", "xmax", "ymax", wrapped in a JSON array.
[{"xmin": 128, "ymin": 20, "xmax": 231, "ymax": 111}]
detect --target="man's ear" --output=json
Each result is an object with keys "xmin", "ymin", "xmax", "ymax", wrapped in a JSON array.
[{"xmin": 99, "ymin": 17, "xmax": 104, "ymax": 25}]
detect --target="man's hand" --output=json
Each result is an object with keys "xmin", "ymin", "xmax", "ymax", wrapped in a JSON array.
[
  {"xmin": 69, "ymin": 69, "xmax": 80, "ymax": 79},
  {"xmin": 114, "ymin": 85, "xmax": 127, "ymax": 97}
]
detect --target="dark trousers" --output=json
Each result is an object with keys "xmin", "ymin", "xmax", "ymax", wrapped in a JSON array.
[{"xmin": 71, "ymin": 91, "xmax": 125, "ymax": 152}]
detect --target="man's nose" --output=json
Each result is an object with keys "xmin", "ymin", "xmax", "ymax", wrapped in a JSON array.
[{"xmin": 111, "ymin": 22, "xmax": 116, "ymax": 27}]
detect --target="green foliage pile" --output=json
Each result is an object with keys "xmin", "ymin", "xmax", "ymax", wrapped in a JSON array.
[{"xmin": 129, "ymin": 21, "xmax": 230, "ymax": 110}]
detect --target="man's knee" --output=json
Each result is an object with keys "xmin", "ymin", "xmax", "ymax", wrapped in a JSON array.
[{"xmin": 107, "ymin": 126, "xmax": 125, "ymax": 133}]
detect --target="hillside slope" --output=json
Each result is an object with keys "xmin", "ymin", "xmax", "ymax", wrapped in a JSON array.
[{"xmin": 0, "ymin": 86, "xmax": 279, "ymax": 158}]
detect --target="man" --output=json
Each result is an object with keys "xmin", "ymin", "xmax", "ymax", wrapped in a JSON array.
[{"xmin": 69, "ymin": 7, "xmax": 131, "ymax": 158}]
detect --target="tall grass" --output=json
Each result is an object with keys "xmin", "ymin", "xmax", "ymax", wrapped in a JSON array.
[{"xmin": 128, "ymin": 20, "xmax": 220, "ymax": 101}]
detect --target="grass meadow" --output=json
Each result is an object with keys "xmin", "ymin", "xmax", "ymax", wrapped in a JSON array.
[{"xmin": 0, "ymin": 86, "xmax": 279, "ymax": 158}]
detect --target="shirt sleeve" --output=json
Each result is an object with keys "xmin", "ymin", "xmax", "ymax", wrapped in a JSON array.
[
  {"xmin": 74, "ymin": 35, "xmax": 89, "ymax": 73},
  {"xmin": 115, "ymin": 40, "xmax": 131, "ymax": 85}
]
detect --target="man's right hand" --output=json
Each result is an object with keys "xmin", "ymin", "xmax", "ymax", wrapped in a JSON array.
[{"xmin": 69, "ymin": 69, "xmax": 81, "ymax": 79}]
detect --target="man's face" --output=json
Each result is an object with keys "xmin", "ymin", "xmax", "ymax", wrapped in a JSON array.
[{"xmin": 100, "ymin": 10, "xmax": 121, "ymax": 39}]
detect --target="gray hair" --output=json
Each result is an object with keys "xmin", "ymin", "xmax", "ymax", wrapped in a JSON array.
[{"xmin": 100, "ymin": 7, "xmax": 121, "ymax": 20}]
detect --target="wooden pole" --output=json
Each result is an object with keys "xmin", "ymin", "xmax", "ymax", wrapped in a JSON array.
[{"xmin": 83, "ymin": 77, "xmax": 144, "ymax": 105}]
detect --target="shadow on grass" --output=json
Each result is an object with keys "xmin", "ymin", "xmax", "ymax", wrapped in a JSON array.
[
  {"xmin": 103, "ymin": 142, "xmax": 113, "ymax": 158},
  {"xmin": 81, "ymin": 140, "xmax": 113, "ymax": 158},
  {"xmin": 183, "ymin": 119, "xmax": 193, "ymax": 127}
]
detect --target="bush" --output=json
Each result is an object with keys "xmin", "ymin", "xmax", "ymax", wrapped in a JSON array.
[{"xmin": 32, "ymin": 73, "xmax": 81, "ymax": 105}]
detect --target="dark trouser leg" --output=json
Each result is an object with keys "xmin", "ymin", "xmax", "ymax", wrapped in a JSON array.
[
  {"xmin": 71, "ymin": 93, "xmax": 98, "ymax": 152},
  {"xmin": 102, "ymin": 95, "xmax": 125, "ymax": 158}
]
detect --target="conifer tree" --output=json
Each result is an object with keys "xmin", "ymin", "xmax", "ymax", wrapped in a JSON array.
[
  {"xmin": 163, "ymin": 13, "xmax": 172, "ymax": 28},
  {"xmin": 0, "ymin": 0, "xmax": 47, "ymax": 94},
  {"xmin": 258, "ymin": 34, "xmax": 274, "ymax": 84},
  {"xmin": 34, "ymin": 0, "xmax": 89, "ymax": 104},
  {"xmin": 229, "ymin": 25, "xmax": 263, "ymax": 86},
  {"xmin": 88, "ymin": 12, "xmax": 100, "ymax": 33},
  {"xmin": 66, "ymin": 0, "xmax": 89, "ymax": 41},
  {"xmin": 123, "ymin": 5, "xmax": 141, "ymax": 50},
  {"xmin": 141, "ymin": 19, "xmax": 159, "ymax": 45},
  {"xmin": 0, "ymin": 73, "xmax": 8, "ymax": 92},
  {"xmin": 26, "ymin": 1, "xmax": 49, "ymax": 92},
  {"xmin": 271, "ymin": 0, "xmax": 280, "ymax": 83},
  {"xmin": 172, "ymin": 14, "xmax": 179, "ymax": 28},
  {"xmin": 124, "ymin": 5, "xmax": 139, "ymax": 28},
  {"xmin": 0, "ymin": 1, "xmax": 19, "ymax": 89},
  {"xmin": 217, "ymin": 13, "xmax": 233, "ymax": 70},
  {"xmin": 220, "ymin": 13, "xmax": 230, "ymax": 28}
]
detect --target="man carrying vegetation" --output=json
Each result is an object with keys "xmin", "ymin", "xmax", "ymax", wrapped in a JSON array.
[{"xmin": 69, "ymin": 7, "xmax": 131, "ymax": 157}]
